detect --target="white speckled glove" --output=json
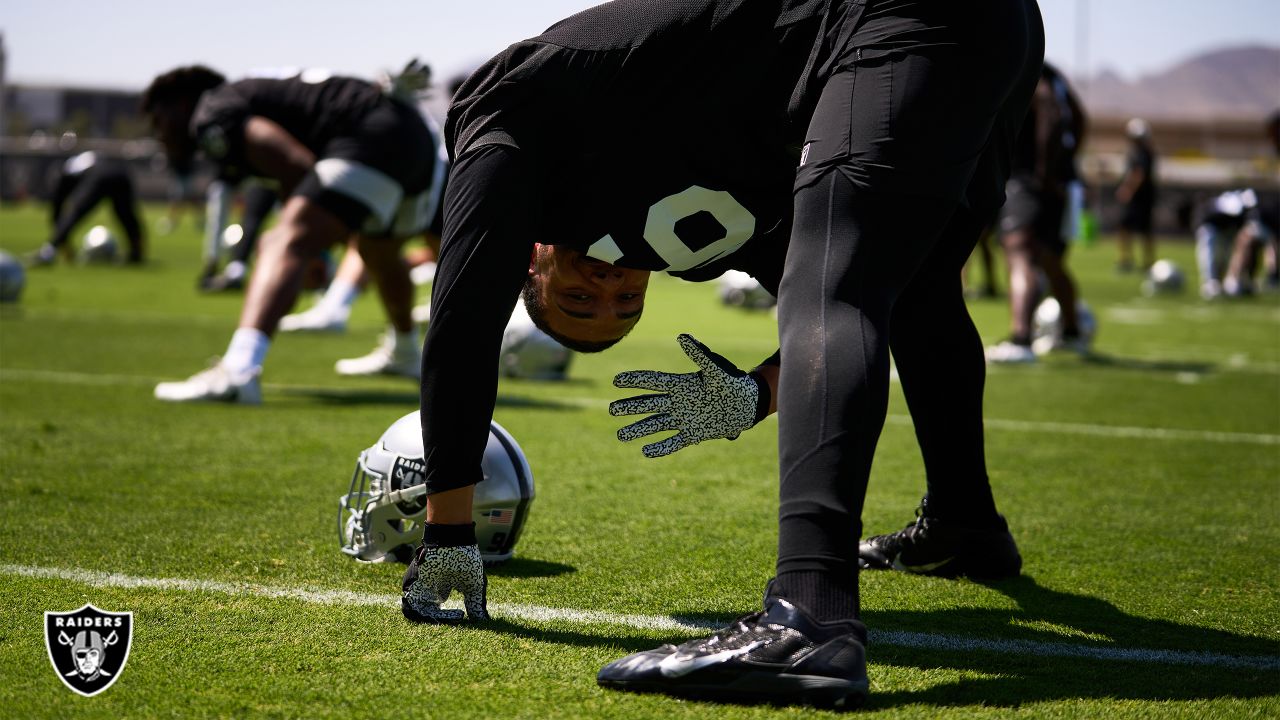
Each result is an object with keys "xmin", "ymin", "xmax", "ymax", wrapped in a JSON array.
[
  {"xmin": 611, "ymin": 334, "xmax": 769, "ymax": 458},
  {"xmin": 401, "ymin": 531, "xmax": 488, "ymax": 623}
]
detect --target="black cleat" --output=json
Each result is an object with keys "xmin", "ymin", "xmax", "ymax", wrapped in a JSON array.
[
  {"xmin": 860, "ymin": 502, "xmax": 1022, "ymax": 579},
  {"xmin": 597, "ymin": 594, "xmax": 868, "ymax": 710}
]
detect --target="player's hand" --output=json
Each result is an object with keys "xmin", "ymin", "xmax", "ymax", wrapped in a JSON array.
[
  {"xmin": 611, "ymin": 334, "xmax": 768, "ymax": 458},
  {"xmin": 401, "ymin": 543, "xmax": 489, "ymax": 623},
  {"xmin": 386, "ymin": 58, "xmax": 432, "ymax": 100}
]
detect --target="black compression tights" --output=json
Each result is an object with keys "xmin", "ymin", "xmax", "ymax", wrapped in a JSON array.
[
  {"xmin": 51, "ymin": 174, "xmax": 144, "ymax": 260},
  {"xmin": 775, "ymin": 170, "xmax": 994, "ymax": 584}
]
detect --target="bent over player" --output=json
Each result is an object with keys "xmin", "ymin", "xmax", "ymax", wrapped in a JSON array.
[
  {"xmin": 29, "ymin": 151, "xmax": 146, "ymax": 266},
  {"xmin": 402, "ymin": 0, "xmax": 1042, "ymax": 709},
  {"xmin": 142, "ymin": 66, "xmax": 440, "ymax": 402}
]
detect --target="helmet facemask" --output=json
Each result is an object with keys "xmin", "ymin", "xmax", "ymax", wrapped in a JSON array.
[{"xmin": 339, "ymin": 450, "xmax": 428, "ymax": 563}]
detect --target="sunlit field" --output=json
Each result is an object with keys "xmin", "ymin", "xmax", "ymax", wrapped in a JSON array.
[{"xmin": 1, "ymin": 202, "xmax": 1276, "ymax": 718}]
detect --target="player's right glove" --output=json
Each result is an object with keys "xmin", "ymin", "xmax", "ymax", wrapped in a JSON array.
[
  {"xmin": 610, "ymin": 333, "xmax": 769, "ymax": 458},
  {"xmin": 401, "ymin": 523, "xmax": 489, "ymax": 623}
]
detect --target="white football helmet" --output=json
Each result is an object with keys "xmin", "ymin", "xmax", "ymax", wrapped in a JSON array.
[
  {"xmin": 718, "ymin": 270, "xmax": 776, "ymax": 309},
  {"xmin": 221, "ymin": 223, "xmax": 245, "ymax": 250},
  {"xmin": 502, "ymin": 302, "xmax": 572, "ymax": 380},
  {"xmin": 80, "ymin": 225, "xmax": 119, "ymax": 264},
  {"xmin": 413, "ymin": 302, "xmax": 572, "ymax": 380},
  {"xmin": 1033, "ymin": 297, "xmax": 1097, "ymax": 351},
  {"xmin": 0, "ymin": 251, "xmax": 25, "ymax": 303},
  {"xmin": 1143, "ymin": 259, "xmax": 1185, "ymax": 296},
  {"xmin": 340, "ymin": 411, "xmax": 534, "ymax": 564}
]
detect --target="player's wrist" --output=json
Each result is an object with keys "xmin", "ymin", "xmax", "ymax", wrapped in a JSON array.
[
  {"xmin": 422, "ymin": 522, "xmax": 477, "ymax": 548},
  {"xmin": 746, "ymin": 370, "xmax": 770, "ymax": 426}
]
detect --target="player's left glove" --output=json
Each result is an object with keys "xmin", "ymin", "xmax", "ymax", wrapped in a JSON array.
[
  {"xmin": 401, "ymin": 523, "xmax": 489, "ymax": 623},
  {"xmin": 611, "ymin": 334, "xmax": 769, "ymax": 458}
]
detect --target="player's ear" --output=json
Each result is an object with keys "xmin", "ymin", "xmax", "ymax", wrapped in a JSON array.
[{"xmin": 528, "ymin": 243, "xmax": 540, "ymax": 277}]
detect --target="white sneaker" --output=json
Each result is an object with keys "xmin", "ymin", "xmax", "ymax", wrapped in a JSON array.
[
  {"xmin": 1032, "ymin": 333, "xmax": 1092, "ymax": 357},
  {"xmin": 279, "ymin": 306, "xmax": 348, "ymax": 333},
  {"xmin": 154, "ymin": 362, "xmax": 262, "ymax": 404},
  {"xmin": 986, "ymin": 340, "xmax": 1037, "ymax": 364},
  {"xmin": 335, "ymin": 335, "xmax": 421, "ymax": 379}
]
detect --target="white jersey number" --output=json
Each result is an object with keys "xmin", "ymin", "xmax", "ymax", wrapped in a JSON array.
[{"xmin": 587, "ymin": 186, "xmax": 756, "ymax": 271}]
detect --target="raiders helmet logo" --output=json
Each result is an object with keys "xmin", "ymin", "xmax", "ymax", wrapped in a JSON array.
[{"xmin": 44, "ymin": 604, "xmax": 133, "ymax": 697}]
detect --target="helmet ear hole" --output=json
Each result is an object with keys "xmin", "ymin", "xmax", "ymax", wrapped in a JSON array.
[{"xmin": 339, "ymin": 411, "xmax": 535, "ymax": 564}]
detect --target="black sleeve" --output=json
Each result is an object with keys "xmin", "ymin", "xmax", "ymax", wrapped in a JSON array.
[{"xmin": 420, "ymin": 143, "xmax": 538, "ymax": 494}]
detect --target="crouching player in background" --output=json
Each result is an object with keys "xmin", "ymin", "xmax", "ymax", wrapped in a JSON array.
[{"xmin": 28, "ymin": 151, "xmax": 146, "ymax": 266}]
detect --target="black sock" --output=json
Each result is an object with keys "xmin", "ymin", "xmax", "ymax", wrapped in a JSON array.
[
  {"xmin": 922, "ymin": 490, "xmax": 1001, "ymax": 526},
  {"xmin": 769, "ymin": 570, "xmax": 859, "ymax": 623}
]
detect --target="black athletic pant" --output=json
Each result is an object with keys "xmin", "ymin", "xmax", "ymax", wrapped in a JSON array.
[
  {"xmin": 50, "ymin": 167, "xmax": 145, "ymax": 262},
  {"xmin": 774, "ymin": 0, "xmax": 1043, "ymax": 614}
]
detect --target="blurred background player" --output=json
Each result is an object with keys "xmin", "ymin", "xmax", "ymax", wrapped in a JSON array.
[
  {"xmin": 1195, "ymin": 188, "xmax": 1277, "ymax": 298},
  {"xmin": 157, "ymin": 163, "xmax": 204, "ymax": 237},
  {"xmin": 1221, "ymin": 112, "xmax": 1280, "ymax": 295},
  {"xmin": 143, "ymin": 64, "xmax": 441, "ymax": 403},
  {"xmin": 1115, "ymin": 117, "xmax": 1158, "ymax": 272},
  {"xmin": 987, "ymin": 63, "xmax": 1090, "ymax": 363},
  {"xmin": 27, "ymin": 150, "xmax": 146, "ymax": 266},
  {"xmin": 197, "ymin": 180, "xmax": 279, "ymax": 292},
  {"xmin": 280, "ymin": 238, "xmax": 439, "ymax": 333},
  {"xmin": 281, "ymin": 64, "xmax": 448, "ymax": 334}
]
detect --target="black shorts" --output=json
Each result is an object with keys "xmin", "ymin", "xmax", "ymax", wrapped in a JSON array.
[
  {"xmin": 293, "ymin": 98, "xmax": 443, "ymax": 238},
  {"xmin": 999, "ymin": 177, "xmax": 1067, "ymax": 254},
  {"xmin": 793, "ymin": 0, "xmax": 1042, "ymax": 219}
]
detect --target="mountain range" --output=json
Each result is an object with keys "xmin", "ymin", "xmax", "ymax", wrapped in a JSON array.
[{"xmin": 1075, "ymin": 45, "xmax": 1279, "ymax": 120}]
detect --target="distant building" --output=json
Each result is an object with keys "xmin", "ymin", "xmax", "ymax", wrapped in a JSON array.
[
  {"xmin": 3, "ymin": 84, "xmax": 148, "ymax": 139},
  {"xmin": 1081, "ymin": 115, "xmax": 1279, "ymax": 234},
  {"xmin": 0, "ymin": 82, "xmax": 199, "ymax": 202}
]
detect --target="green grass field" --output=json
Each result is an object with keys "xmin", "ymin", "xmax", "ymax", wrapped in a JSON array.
[{"xmin": 1, "ymin": 202, "xmax": 1277, "ymax": 718}]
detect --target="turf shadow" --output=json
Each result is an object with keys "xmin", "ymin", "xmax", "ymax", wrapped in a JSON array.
[
  {"xmin": 1081, "ymin": 352, "xmax": 1215, "ymax": 375},
  {"xmin": 481, "ymin": 574, "xmax": 1278, "ymax": 708},
  {"xmin": 476, "ymin": 617, "xmax": 688, "ymax": 656},
  {"xmin": 487, "ymin": 557, "xmax": 577, "ymax": 579},
  {"xmin": 273, "ymin": 386, "xmax": 581, "ymax": 411},
  {"xmin": 860, "ymin": 574, "xmax": 1279, "ymax": 709}
]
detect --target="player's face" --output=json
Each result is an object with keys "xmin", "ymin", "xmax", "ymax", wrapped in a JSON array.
[{"xmin": 531, "ymin": 245, "xmax": 650, "ymax": 345}]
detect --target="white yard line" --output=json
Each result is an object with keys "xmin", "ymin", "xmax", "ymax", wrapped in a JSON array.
[
  {"xmin": 883, "ymin": 415, "xmax": 1280, "ymax": 446},
  {"xmin": 3, "ymin": 367, "xmax": 1278, "ymax": 446},
  {"xmin": 4, "ymin": 563, "xmax": 1276, "ymax": 671}
]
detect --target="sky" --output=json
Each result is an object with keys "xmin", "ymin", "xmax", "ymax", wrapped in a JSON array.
[{"xmin": 2, "ymin": 0, "xmax": 1278, "ymax": 91}]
